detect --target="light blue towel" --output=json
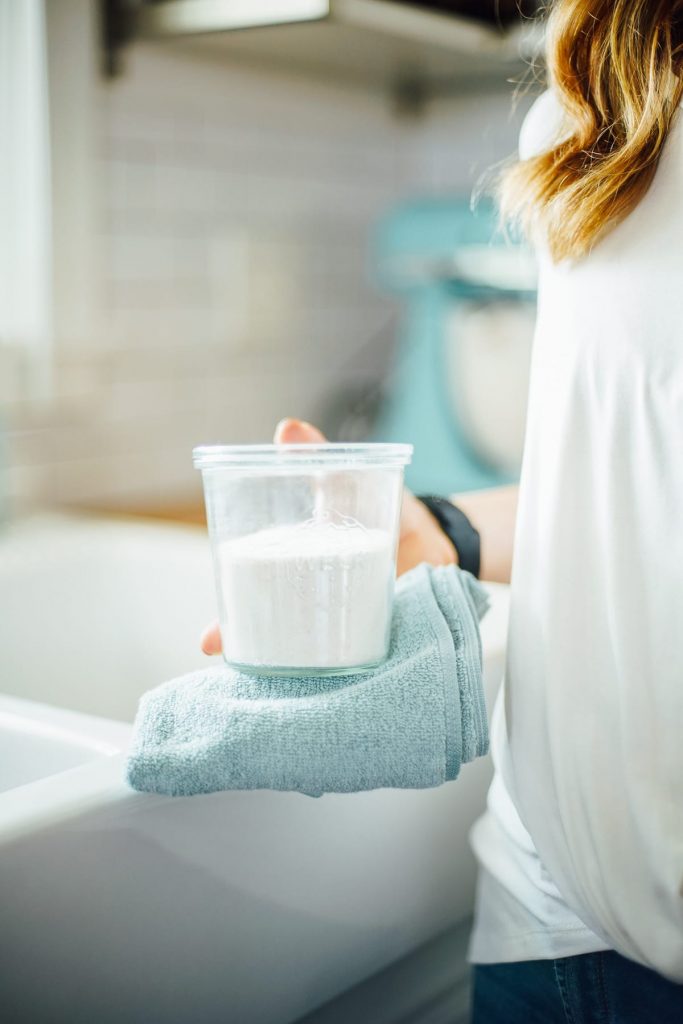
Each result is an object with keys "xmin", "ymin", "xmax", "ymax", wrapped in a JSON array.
[{"xmin": 126, "ymin": 563, "xmax": 490, "ymax": 798}]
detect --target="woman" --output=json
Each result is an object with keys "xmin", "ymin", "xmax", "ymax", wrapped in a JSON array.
[{"xmin": 202, "ymin": 1, "xmax": 683, "ymax": 1018}]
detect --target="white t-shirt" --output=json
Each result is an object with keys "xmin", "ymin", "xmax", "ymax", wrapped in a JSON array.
[{"xmin": 469, "ymin": 91, "xmax": 683, "ymax": 981}]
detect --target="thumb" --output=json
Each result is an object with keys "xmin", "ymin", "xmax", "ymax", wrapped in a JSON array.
[{"xmin": 274, "ymin": 418, "xmax": 327, "ymax": 444}]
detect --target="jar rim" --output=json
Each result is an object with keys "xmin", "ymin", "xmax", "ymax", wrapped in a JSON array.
[{"xmin": 193, "ymin": 442, "xmax": 413, "ymax": 470}]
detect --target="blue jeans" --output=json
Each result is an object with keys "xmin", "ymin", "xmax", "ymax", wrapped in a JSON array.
[{"xmin": 471, "ymin": 951, "xmax": 683, "ymax": 1023}]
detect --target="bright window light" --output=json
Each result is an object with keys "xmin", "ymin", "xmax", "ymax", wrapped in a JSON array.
[{"xmin": 141, "ymin": 0, "xmax": 331, "ymax": 36}]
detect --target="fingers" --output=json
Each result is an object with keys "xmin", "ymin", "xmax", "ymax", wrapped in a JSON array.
[
  {"xmin": 274, "ymin": 418, "xmax": 327, "ymax": 444},
  {"xmin": 200, "ymin": 621, "xmax": 223, "ymax": 656}
]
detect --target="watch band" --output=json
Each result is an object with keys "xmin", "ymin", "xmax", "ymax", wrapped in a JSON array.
[{"xmin": 416, "ymin": 495, "xmax": 481, "ymax": 579}]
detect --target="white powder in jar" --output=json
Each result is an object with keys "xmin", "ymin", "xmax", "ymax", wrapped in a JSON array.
[{"xmin": 218, "ymin": 518, "xmax": 395, "ymax": 671}]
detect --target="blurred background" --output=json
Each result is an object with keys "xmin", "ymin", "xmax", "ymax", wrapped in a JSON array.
[
  {"xmin": 1, "ymin": 8, "xmax": 546, "ymax": 1019},
  {"xmin": 1, "ymin": 0, "xmax": 544, "ymax": 524}
]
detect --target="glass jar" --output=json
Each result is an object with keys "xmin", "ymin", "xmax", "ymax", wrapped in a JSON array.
[{"xmin": 193, "ymin": 443, "xmax": 412, "ymax": 676}]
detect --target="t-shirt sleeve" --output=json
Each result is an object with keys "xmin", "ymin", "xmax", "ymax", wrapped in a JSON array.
[{"xmin": 518, "ymin": 90, "xmax": 567, "ymax": 161}]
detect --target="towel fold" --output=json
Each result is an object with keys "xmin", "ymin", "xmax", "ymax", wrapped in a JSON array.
[{"xmin": 126, "ymin": 562, "xmax": 490, "ymax": 798}]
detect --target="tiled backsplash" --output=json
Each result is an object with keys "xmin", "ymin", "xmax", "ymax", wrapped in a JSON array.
[{"xmin": 5, "ymin": 43, "xmax": 531, "ymax": 513}]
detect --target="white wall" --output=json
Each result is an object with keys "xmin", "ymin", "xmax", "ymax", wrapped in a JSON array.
[{"xmin": 6, "ymin": 41, "xmax": 531, "ymax": 513}]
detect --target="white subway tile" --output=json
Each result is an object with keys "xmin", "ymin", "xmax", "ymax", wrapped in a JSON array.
[{"xmin": 12, "ymin": 43, "xmax": 520, "ymax": 510}]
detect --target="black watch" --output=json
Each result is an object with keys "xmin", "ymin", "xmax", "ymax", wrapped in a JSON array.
[{"xmin": 416, "ymin": 495, "xmax": 481, "ymax": 579}]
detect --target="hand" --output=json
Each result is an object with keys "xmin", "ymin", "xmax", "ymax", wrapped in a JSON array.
[
  {"xmin": 200, "ymin": 419, "xmax": 457, "ymax": 655},
  {"xmin": 395, "ymin": 488, "xmax": 458, "ymax": 576}
]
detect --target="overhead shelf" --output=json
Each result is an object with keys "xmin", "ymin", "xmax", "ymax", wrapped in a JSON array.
[{"xmin": 136, "ymin": 0, "xmax": 543, "ymax": 97}]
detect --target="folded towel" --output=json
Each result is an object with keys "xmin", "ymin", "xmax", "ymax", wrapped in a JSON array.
[{"xmin": 126, "ymin": 563, "xmax": 490, "ymax": 798}]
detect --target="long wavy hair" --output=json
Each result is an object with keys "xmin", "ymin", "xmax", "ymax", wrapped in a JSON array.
[{"xmin": 501, "ymin": 1, "xmax": 683, "ymax": 262}]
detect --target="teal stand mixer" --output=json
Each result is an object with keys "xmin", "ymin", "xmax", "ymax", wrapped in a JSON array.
[{"xmin": 370, "ymin": 197, "xmax": 537, "ymax": 494}]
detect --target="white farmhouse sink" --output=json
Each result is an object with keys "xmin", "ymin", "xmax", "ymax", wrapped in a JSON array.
[
  {"xmin": 0, "ymin": 696, "xmax": 128, "ymax": 794},
  {"xmin": 0, "ymin": 515, "xmax": 509, "ymax": 1024}
]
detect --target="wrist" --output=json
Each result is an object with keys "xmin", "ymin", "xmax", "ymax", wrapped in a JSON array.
[
  {"xmin": 419, "ymin": 505, "xmax": 459, "ymax": 565},
  {"xmin": 416, "ymin": 495, "xmax": 481, "ymax": 578}
]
